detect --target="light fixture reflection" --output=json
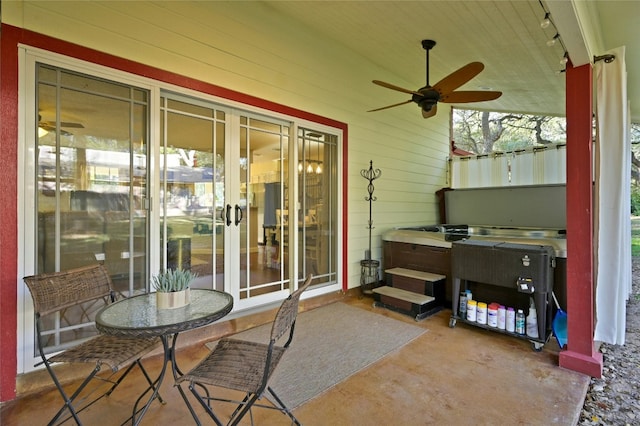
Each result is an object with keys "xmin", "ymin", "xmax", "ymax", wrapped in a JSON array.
[{"xmin": 315, "ymin": 141, "xmax": 322, "ymax": 174}]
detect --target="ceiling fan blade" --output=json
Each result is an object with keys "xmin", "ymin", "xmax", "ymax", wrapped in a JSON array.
[
  {"xmin": 60, "ymin": 122, "xmax": 84, "ymax": 128},
  {"xmin": 422, "ymin": 104, "xmax": 438, "ymax": 118},
  {"xmin": 368, "ymin": 99, "xmax": 413, "ymax": 112},
  {"xmin": 440, "ymin": 91, "xmax": 502, "ymax": 103},
  {"xmin": 38, "ymin": 123, "xmax": 73, "ymax": 136},
  {"xmin": 432, "ymin": 62, "xmax": 485, "ymax": 95},
  {"xmin": 42, "ymin": 120, "xmax": 85, "ymax": 129},
  {"xmin": 372, "ymin": 80, "xmax": 422, "ymax": 96}
]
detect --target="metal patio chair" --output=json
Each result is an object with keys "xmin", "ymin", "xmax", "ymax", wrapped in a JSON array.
[
  {"xmin": 177, "ymin": 275, "xmax": 313, "ymax": 426},
  {"xmin": 23, "ymin": 264, "xmax": 162, "ymax": 425}
]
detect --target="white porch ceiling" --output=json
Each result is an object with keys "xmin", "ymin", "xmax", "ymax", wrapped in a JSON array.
[{"xmin": 265, "ymin": 0, "xmax": 639, "ymax": 122}]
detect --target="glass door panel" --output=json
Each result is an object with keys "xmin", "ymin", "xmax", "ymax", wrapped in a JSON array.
[
  {"xmin": 160, "ymin": 96, "xmax": 225, "ymax": 291},
  {"xmin": 36, "ymin": 64, "xmax": 149, "ymax": 295},
  {"xmin": 239, "ymin": 116, "xmax": 290, "ymax": 299},
  {"xmin": 35, "ymin": 63, "xmax": 149, "ymax": 354},
  {"xmin": 297, "ymin": 129, "xmax": 338, "ymax": 286}
]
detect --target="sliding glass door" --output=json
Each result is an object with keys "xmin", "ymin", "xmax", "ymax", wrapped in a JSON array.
[
  {"xmin": 297, "ymin": 129, "xmax": 338, "ymax": 285},
  {"xmin": 33, "ymin": 63, "xmax": 149, "ymax": 356},
  {"xmin": 21, "ymin": 52, "xmax": 342, "ymax": 374},
  {"xmin": 159, "ymin": 96, "xmax": 294, "ymax": 305},
  {"xmin": 35, "ymin": 63, "xmax": 149, "ymax": 296},
  {"xmin": 159, "ymin": 94, "xmax": 226, "ymax": 290},
  {"xmin": 238, "ymin": 115, "xmax": 291, "ymax": 300},
  {"xmin": 32, "ymin": 66, "xmax": 340, "ymax": 309}
]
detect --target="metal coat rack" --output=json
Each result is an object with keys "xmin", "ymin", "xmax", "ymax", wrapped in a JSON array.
[{"xmin": 360, "ymin": 160, "xmax": 382, "ymax": 295}]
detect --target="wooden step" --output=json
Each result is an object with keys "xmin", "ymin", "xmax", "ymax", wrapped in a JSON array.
[
  {"xmin": 384, "ymin": 267, "xmax": 446, "ymax": 301},
  {"xmin": 373, "ymin": 285, "xmax": 435, "ymax": 304},
  {"xmin": 372, "ymin": 285, "xmax": 441, "ymax": 321},
  {"xmin": 385, "ymin": 267, "xmax": 445, "ymax": 283}
]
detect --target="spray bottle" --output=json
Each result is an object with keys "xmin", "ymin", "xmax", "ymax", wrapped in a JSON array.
[{"xmin": 526, "ymin": 297, "xmax": 539, "ymax": 338}]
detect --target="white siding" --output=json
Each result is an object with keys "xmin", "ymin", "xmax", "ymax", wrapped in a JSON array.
[{"xmin": 4, "ymin": 1, "xmax": 450, "ymax": 288}]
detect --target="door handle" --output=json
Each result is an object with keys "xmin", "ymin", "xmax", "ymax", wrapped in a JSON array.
[
  {"xmin": 225, "ymin": 204, "xmax": 232, "ymax": 226},
  {"xmin": 235, "ymin": 204, "xmax": 243, "ymax": 226}
]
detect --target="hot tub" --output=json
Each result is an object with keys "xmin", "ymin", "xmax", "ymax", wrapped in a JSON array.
[{"xmin": 383, "ymin": 225, "xmax": 567, "ymax": 258}]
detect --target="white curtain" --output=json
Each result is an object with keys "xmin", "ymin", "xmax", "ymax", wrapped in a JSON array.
[
  {"xmin": 594, "ymin": 46, "xmax": 631, "ymax": 345},
  {"xmin": 450, "ymin": 145, "xmax": 566, "ymax": 189}
]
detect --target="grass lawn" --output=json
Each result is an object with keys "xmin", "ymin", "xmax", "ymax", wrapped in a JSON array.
[{"xmin": 632, "ymin": 217, "xmax": 640, "ymax": 257}]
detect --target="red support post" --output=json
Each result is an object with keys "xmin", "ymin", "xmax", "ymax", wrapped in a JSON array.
[{"xmin": 559, "ymin": 62, "xmax": 603, "ymax": 378}]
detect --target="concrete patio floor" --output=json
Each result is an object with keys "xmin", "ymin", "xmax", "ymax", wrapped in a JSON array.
[{"xmin": 1, "ymin": 290, "xmax": 589, "ymax": 425}]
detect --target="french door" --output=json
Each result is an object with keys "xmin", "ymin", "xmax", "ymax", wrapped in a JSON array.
[
  {"xmin": 21, "ymin": 53, "xmax": 340, "ymax": 373},
  {"xmin": 160, "ymin": 94, "xmax": 293, "ymax": 306}
]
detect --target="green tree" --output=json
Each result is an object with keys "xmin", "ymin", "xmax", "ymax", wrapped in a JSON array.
[{"xmin": 452, "ymin": 109, "xmax": 566, "ymax": 154}]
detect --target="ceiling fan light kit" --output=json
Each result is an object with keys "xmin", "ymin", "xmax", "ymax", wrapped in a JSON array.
[{"xmin": 368, "ymin": 39, "xmax": 502, "ymax": 119}]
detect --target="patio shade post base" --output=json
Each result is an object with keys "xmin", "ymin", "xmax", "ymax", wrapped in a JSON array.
[{"xmin": 559, "ymin": 349, "xmax": 603, "ymax": 378}]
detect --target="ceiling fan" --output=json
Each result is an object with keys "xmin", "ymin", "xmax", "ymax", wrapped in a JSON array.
[
  {"xmin": 368, "ymin": 40, "xmax": 502, "ymax": 118},
  {"xmin": 38, "ymin": 115, "xmax": 84, "ymax": 136}
]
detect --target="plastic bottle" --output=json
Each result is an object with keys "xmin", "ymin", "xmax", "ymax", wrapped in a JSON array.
[
  {"xmin": 459, "ymin": 292, "xmax": 468, "ymax": 318},
  {"xmin": 506, "ymin": 307, "xmax": 516, "ymax": 332},
  {"xmin": 497, "ymin": 305, "xmax": 506, "ymax": 330},
  {"xmin": 526, "ymin": 298, "xmax": 539, "ymax": 338},
  {"xmin": 515, "ymin": 309, "xmax": 526, "ymax": 335},
  {"xmin": 466, "ymin": 300, "xmax": 477, "ymax": 322},
  {"xmin": 487, "ymin": 303, "xmax": 499, "ymax": 327},
  {"xmin": 476, "ymin": 302, "xmax": 487, "ymax": 324}
]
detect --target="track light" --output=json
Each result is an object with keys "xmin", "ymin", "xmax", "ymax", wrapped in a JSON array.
[
  {"xmin": 540, "ymin": 13, "xmax": 551, "ymax": 29},
  {"xmin": 538, "ymin": 1, "xmax": 569, "ymax": 71}
]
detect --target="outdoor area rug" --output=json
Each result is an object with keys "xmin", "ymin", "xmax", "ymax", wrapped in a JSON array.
[{"xmin": 205, "ymin": 302, "xmax": 426, "ymax": 409}]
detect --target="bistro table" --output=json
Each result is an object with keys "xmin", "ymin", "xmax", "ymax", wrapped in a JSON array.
[{"xmin": 95, "ymin": 289, "xmax": 234, "ymax": 425}]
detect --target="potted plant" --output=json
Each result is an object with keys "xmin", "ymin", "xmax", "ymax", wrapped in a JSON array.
[{"xmin": 152, "ymin": 268, "xmax": 198, "ymax": 309}]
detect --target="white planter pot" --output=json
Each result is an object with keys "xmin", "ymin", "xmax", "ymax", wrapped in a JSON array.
[{"xmin": 156, "ymin": 288, "xmax": 191, "ymax": 309}]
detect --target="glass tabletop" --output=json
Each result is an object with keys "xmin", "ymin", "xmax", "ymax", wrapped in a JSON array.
[{"xmin": 95, "ymin": 289, "xmax": 234, "ymax": 338}]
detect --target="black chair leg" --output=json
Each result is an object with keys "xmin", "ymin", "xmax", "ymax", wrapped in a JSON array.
[
  {"xmin": 48, "ymin": 363, "xmax": 101, "ymax": 425},
  {"xmin": 188, "ymin": 383, "xmax": 224, "ymax": 426},
  {"xmin": 229, "ymin": 394, "xmax": 259, "ymax": 426},
  {"xmin": 228, "ymin": 393, "xmax": 252, "ymax": 421},
  {"xmin": 267, "ymin": 386, "xmax": 301, "ymax": 426}
]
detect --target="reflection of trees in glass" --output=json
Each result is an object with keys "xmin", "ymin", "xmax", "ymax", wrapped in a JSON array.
[{"xmin": 452, "ymin": 108, "xmax": 566, "ymax": 155}]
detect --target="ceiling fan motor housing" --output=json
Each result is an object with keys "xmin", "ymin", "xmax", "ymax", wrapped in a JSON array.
[{"xmin": 413, "ymin": 88, "xmax": 439, "ymax": 111}]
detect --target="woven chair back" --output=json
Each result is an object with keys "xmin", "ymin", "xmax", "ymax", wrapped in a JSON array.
[
  {"xmin": 270, "ymin": 275, "xmax": 313, "ymax": 343},
  {"xmin": 24, "ymin": 264, "xmax": 113, "ymax": 316}
]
